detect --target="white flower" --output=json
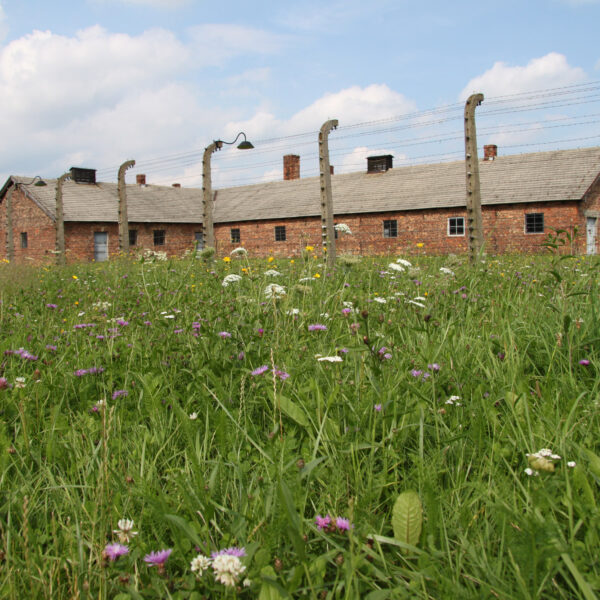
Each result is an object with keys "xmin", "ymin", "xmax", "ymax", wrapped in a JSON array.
[
  {"xmin": 406, "ymin": 300, "xmax": 425, "ymax": 308},
  {"xmin": 388, "ymin": 263, "xmax": 405, "ymax": 272},
  {"xmin": 243, "ymin": 578, "xmax": 252, "ymax": 587},
  {"xmin": 190, "ymin": 554, "xmax": 212, "ymax": 578},
  {"xmin": 342, "ymin": 301, "xmax": 354, "ymax": 308},
  {"xmin": 439, "ymin": 267, "xmax": 455, "ymax": 275},
  {"xmin": 286, "ymin": 308, "xmax": 300, "ymax": 315},
  {"xmin": 396, "ymin": 258, "xmax": 412, "ymax": 267},
  {"xmin": 263, "ymin": 269, "xmax": 281, "ymax": 277},
  {"xmin": 14, "ymin": 377, "xmax": 26, "ymax": 388},
  {"xmin": 163, "ymin": 314, "xmax": 175, "ymax": 319},
  {"xmin": 317, "ymin": 355, "xmax": 343, "ymax": 363},
  {"xmin": 230, "ymin": 247, "xmax": 247, "ymax": 256},
  {"xmin": 414, "ymin": 296, "xmax": 427, "ymax": 301},
  {"xmin": 113, "ymin": 519, "xmax": 138, "ymax": 543},
  {"xmin": 264, "ymin": 283, "xmax": 286, "ymax": 299},
  {"xmin": 189, "ymin": 412, "xmax": 198, "ymax": 420},
  {"xmin": 334, "ymin": 223, "xmax": 352, "ymax": 235},
  {"xmin": 299, "ymin": 277, "xmax": 314, "ymax": 283},
  {"xmin": 445, "ymin": 396, "xmax": 462, "ymax": 406},
  {"xmin": 212, "ymin": 554, "xmax": 246, "ymax": 587},
  {"xmin": 373, "ymin": 297, "xmax": 387, "ymax": 304},
  {"xmin": 524, "ymin": 468, "xmax": 539, "ymax": 476},
  {"xmin": 567, "ymin": 461, "xmax": 576, "ymax": 468},
  {"xmin": 222, "ymin": 274, "xmax": 242, "ymax": 287}
]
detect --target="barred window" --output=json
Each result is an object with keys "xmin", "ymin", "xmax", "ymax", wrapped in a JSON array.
[
  {"xmin": 525, "ymin": 213, "xmax": 544, "ymax": 234},
  {"xmin": 448, "ymin": 217, "xmax": 465, "ymax": 236},
  {"xmin": 231, "ymin": 228, "xmax": 241, "ymax": 244},
  {"xmin": 20, "ymin": 232, "xmax": 28, "ymax": 248},
  {"xmin": 383, "ymin": 220, "xmax": 397, "ymax": 238},
  {"xmin": 274, "ymin": 226, "xmax": 286, "ymax": 242},
  {"xmin": 128, "ymin": 229, "xmax": 138, "ymax": 246},
  {"xmin": 153, "ymin": 230, "xmax": 166, "ymax": 246}
]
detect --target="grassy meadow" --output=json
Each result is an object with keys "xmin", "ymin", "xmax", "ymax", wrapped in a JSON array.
[{"xmin": 0, "ymin": 247, "xmax": 599, "ymax": 599}]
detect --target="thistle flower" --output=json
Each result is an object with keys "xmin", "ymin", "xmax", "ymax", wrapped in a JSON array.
[
  {"xmin": 211, "ymin": 547, "xmax": 246, "ymax": 558},
  {"xmin": 112, "ymin": 390, "xmax": 128, "ymax": 400},
  {"xmin": 315, "ymin": 515, "xmax": 331, "ymax": 530},
  {"xmin": 218, "ymin": 331, "xmax": 232, "ymax": 339},
  {"xmin": 144, "ymin": 549, "xmax": 172, "ymax": 571},
  {"xmin": 251, "ymin": 365, "xmax": 269, "ymax": 376},
  {"xmin": 308, "ymin": 324, "xmax": 327, "ymax": 331},
  {"xmin": 335, "ymin": 517, "xmax": 352, "ymax": 532},
  {"xmin": 103, "ymin": 543, "xmax": 129, "ymax": 562}
]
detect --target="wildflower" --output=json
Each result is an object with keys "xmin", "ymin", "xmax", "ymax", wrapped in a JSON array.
[
  {"xmin": 251, "ymin": 365, "xmax": 269, "ymax": 377},
  {"xmin": 14, "ymin": 377, "xmax": 26, "ymax": 388},
  {"xmin": 112, "ymin": 390, "xmax": 128, "ymax": 400},
  {"xmin": 264, "ymin": 269, "xmax": 281, "ymax": 277},
  {"xmin": 218, "ymin": 331, "xmax": 232, "ymax": 339},
  {"xmin": 222, "ymin": 274, "xmax": 242, "ymax": 287},
  {"xmin": 116, "ymin": 319, "xmax": 129, "ymax": 326},
  {"xmin": 410, "ymin": 369, "xmax": 423, "ymax": 378},
  {"xmin": 305, "ymin": 245, "xmax": 314, "ymax": 252},
  {"xmin": 524, "ymin": 468, "xmax": 539, "ymax": 477},
  {"xmin": 223, "ymin": 256, "xmax": 231, "ymax": 263},
  {"xmin": 373, "ymin": 297, "xmax": 387, "ymax": 304},
  {"xmin": 567, "ymin": 461, "xmax": 577, "ymax": 468},
  {"xmin": 317, "ymin": 355, "xmax": 343, "ymax": 363},
  {"xmin": 0, "ymin": 377, "xmax": 8, "ymax": 389},
  {"xmin": 212, "ymin": 553, "xmax": 246, "ymax": 587},
  {"xmin": 428, "ymin": 363, "xmax": 440, "ymax": 372},
  {"xmin": 104, "ymin": 543, "xmax": 129, "ymax": 562},
  {"xmin": 579, "ymin": 359, "xmax": 590, "ymax": 366},
  {"xmin": 336, "ymin": 517, "xmax": 351, "ymax": 532},
  {"xmin": 308, "ymin": 324, "xmax": 327, "ymax": 331},
  {"xmin": 334, "ymin": 223, "xmax": 352, "ymax": 235},
  {"xmin": 264, "ymin": 283, "xmax": 286, "ymax": 299},
  {"xmin": 230, "ymin": 247, "xmax": 247, "ymax": 256},
  {"xmin": 342, "ymin": 308, "xmax": 352, "ymax": 316},
  {"xmin": 416, "ymin": 243, "xmax": 424, "ymax": 248},
  {"xmin": 189, "ymin": 412, "xmax": 198, "ymax": 420},
  {"xmin": 72, "ymin": 275, "xmax": 78, "ymax": 280},
  {"xmin": 243, "ymin": 578, "xmax": 252, "ymax": 587},
  {"xmin": 211, "ymin": 547, "xmax": 246, "ymax": 558},
  {"xmin": 439, "ymin": 267, "xmax": 454, "ymax": 275},
  {"xmin": 272, "ymin": 368, "xmax": 290, "ymax": 381},
  {"xmin": 388, "ymin": 263, "xmax": 405, "ymax": 272},
  {"xmin": 374, "ymin": 404, "xmax": 382, "ymax": 412},
  {"xmin": 113, "ymin": 519, "xmax": 138, "ymax": 543},
  {"xmin": 190, "ymin": 554, "xmax": 212, "ymax": 578},
  {"xmin": 396, "ymin": 258, "xmax": 412, "ymax": 267},
  {"xmin": 315, "ymin": 515, "xmax": 331, "ymax": 530},
  {"xmin": 445, "ymin": 395, "xmax": 461, "ymax": 405},
  {"xmin": 313, "ymin": 273, "xmax": 321, "ymax": 278},
  {"xmin": 46, "ymin": 303, "xmax": 58, "ymax": 308},
  {"xmin": 144, "ymin": 549, "xmax": 172, "ymax": 570}
]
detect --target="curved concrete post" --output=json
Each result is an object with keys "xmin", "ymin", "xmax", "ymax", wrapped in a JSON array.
[
  {"xmin": 118, "ymin": 159, "xmax": 136, "ymax": 256},
  {"xmin": 55, "ymin": 172, "xmax": 70, "ymax": 265},
  {"xmin": 202, "ymin": 141, "xmax": 222, "ymax": 250},
  {"xmin": 319, "ymin": 119, "xmax": 338, "ymax": 269}
]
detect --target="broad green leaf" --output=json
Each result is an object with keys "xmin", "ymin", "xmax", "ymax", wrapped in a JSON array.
[
  {"xmin": 584, "ymin": 448, "xmax": 600, "ymax": 480},
  {"xmin": 258, "ymin": 566, "xmax": 289, "ymax": 599},
  {"xmin": 278, "ymin": 394, "xmax": 309, "ymax": 428},
  {"xmin": 392, "ymin": 491, "xmax": 423, "ymax": 548}
]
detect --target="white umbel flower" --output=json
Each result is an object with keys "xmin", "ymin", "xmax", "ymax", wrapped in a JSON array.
[
  {"xmin": 334, "ymin": 223, "xmax": 352, "ymax": 235},
  {"xmin": 264, "ymin": 283, "xmax": 286, "ymax": 299},
  {"xmin": 263, "ymin": 269, "xmax": 282, "ymax": 277},
  {"xmin": 439, "ymin": 267, "xmax": 455, "ymax": 275},
  {"xmin": 396, "ymin": 258, "xmax": 412, "ymax": 267},
  {"xmin": 222, "ymin": 274, "xmax": 242, "ymax": 287},
  {"xmin": 230, "ymin": 247, "xmax": 247, "ymax": 256},
  {"xmin": 388, "ymin": 263, "xmax": 405, "ymax": 272},
  {"xmin": 316, "ymin": 355, "xmax": 343, "ymax": 362}
]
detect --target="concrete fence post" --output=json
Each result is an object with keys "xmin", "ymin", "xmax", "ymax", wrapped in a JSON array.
[
  {"xmin": 319, "ymin": 119, "xmax": 338, "ymax": 270},
  {"xmin": 118, "ymin": 160, "xmax": 136, "ymax": 256}
]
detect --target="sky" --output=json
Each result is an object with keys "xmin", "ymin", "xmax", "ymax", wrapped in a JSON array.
[{"xmin": 1, "ymin": 0, "xmax": 600, "ymax": 189}]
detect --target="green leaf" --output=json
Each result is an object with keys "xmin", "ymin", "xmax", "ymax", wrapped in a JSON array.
[
  {"xmin": 584, "ymin": 448, "xmax": 600, "ymax": 480},
  {"xmin": 392, "ymin": 491, "xmax": 423, "ymax": 548},
  {"xmin": 278, "ymin": 394, "xmax": 309, "ymax": 428},
  {"xmin": 258, "ymin": 566, "xmax": 290, "ymax": 599},
  {"xmin": 163, "ymin": 514, "xmax": 203, "ymax": 548}
]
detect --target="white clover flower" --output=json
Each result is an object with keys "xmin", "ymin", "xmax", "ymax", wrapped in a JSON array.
[
  {"xmin": 222, "ymin": 274, "xmax": 243, "ymax": 287},
  {"xmin": 388, "ymin": 263, "xmax": 405, "ymax": 272},
  {"xmin": 396, "ymin": 258, "xmax": 412, "ymax": 267},
  {"xmin": 230, "ymin": 247, "xmax": 247, "ymax": 256},
  {"xmin": 440, "ymin": 267, "xmax": 455, "ymax": 275},
  {"xmin": 243, "ymin": 578, "xmax": 252, "ymax": 587},
  {"xmin": 212, "ymin": 554, "xmax": 246, "ymax": 587},
  {"xmin": 190, "ymin": 554, "xmax": 212, "ymax": 578},
  {"xmin": 113, "ymin": 519, "xmax": 138, "ymax": 543},
  {"xmin": 263, "ymin": 269, "xmax": 282, "ymax": 277},
  {"xmin": 264, "ymin": 283, "xmax": 286, "ymax": 299},
  {"xmin": 334, "ymin": 223, "xmax": 352, "ymax": 235},
  {"xmin": 317, "ymin": 355, "xmax": 343, "ymax": 362}
]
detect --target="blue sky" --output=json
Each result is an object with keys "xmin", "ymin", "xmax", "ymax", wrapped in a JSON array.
[{"xmin": 1, "ymin": 0, "xmax": 600, "ymax": 188}]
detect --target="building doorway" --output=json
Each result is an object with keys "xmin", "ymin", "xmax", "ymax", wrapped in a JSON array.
[
  {"xmin": 94, "ymin": 232, "xmax": 108, "ymax": 262},
  {"xmin": 587, "ymin": 217, "xmax": 597, "ymax": 255}
]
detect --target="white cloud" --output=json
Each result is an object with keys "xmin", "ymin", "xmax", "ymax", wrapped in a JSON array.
[
  {"xmin": 0, "ymin": 2, "xmax": 7, "ymax": 43},
  {"xmin": 459, "ymin": 53, "xmax": 586, "ymax": 100}
]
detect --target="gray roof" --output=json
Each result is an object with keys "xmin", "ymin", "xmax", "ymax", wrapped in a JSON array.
[{"xmin": 3, "ymin": 147, "xmax": 600, "ymax": 224}]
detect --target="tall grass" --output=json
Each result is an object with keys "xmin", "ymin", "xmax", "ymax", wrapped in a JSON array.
[{"xmin": 0, "ymin": 251, "xmax": 598, "ymax": 598}]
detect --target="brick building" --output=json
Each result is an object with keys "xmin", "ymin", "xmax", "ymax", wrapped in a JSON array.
[{"xmin": 2, "ymin": 146, "xmax": 600, "ymax": 263}]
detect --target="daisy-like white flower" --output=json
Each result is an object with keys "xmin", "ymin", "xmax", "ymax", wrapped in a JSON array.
[
  {"xmin": 190, "ymin": 554, "xmax": 212, "ymax": 578},
  {"xmin": 212, "ymin": 554, "xmax": 246, "ymax": 587},
  {"xmin": 222, "ymin": 274, "xmax": 242, "ymax": 287},
  {"xmin": 113, "ymin": 519, "xmax": 138, "ymax": 543},
  {"xmin": 264, "ymin": 283, "xmax": 286, "ymax": 299}
]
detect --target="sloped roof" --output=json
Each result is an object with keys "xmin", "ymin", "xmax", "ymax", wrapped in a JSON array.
[
  {"xmin": 213, "ymin": 146, "xmax": 600, "ymax": 222},
  {"xmin": 3, "ymin": 146, "xmax": 599, "ymax": 224},
  {"xmin": 3, "ymin": 179, "xmax": 202, "ymax": 223}
]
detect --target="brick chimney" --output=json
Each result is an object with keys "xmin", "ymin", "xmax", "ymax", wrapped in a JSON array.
[
  {"xmin": 136, "ymin": 174, "xmax": 146, "ymax": 185},
  {"xmin": 483, "ymin": 145, "xmax": 498, "ymax": 161},
  {"xmin": 172, "ymin": 183, "xmax": 181, "ymax": 188},
  {"xmin": 330, "ymin": 165, "xmax": 334, "ymax": 175},
  {"xmin": 283, "ymin": 154, "xmax": 300, "ymax": 180}
]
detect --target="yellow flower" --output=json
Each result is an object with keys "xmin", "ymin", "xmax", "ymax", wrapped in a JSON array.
[
  {"xmin": 74, "ymin": 301, "xmax": 79, "ymax": 305},
  {"xmin": 223, "ymin": 256, "xmax": 231, "ymax": 263},
  {"xmin": 72, "ymin": 275, "xmax": 78, "ymax": 279},
  {"xmin": 416, "ymin": 243, "xmax": 424, "ymax": 248},
  {"xmin": 241, "ymin": 267, "xmax": 247, "ymax": 272},
  {"xmin": 191, "ymin": 284, "xmax": 195, "ymax": 288},
  {"xmin": 290, "ymin": 260, "xmax": 295, "ymax": 264},
  {"xmin": 268, "ymin": 256, "xmax": 274, "ymax": 263},
  {"xmin": 305, "ymin": 245, "xmax": 314, "ymax": 252},
  {"xmin": 313, "ymin": 273, "xmax": 321, "ymax": 279}
]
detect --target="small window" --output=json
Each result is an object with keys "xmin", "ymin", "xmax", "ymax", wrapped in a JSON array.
[
  {"xmin": 195, "ymin": 231, "xmax": 203, "ymax": 251},
  {"xmin": 231, "ymin": 228, "xmax": 241, "ymax": 244},
  {"xmin": 153, "ymin": 230, "xmax": 166, "ymax": 246},
  {"xmin": 128, "ymin": 229, "xmax": 138, "ymax": 247},
  {"xmin": 274, "ymin": 226, "xmax": 286, "ymax": 242},
  {"xmin": 20, "ymin": 232, "xmax": 28, "ymax": 249},
  {"xmin": 525, "ymin": 213, "xmax": 544, "ymax": 234},
  {"xmin": 383, "ymin": 220, "xmax": 397, "ymax": 238},
  {"xmin": 448, "ymin": 217, "xmax": 465, "ymax": 237}
]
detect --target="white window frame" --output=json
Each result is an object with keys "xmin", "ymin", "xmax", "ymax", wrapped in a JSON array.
[
  {"xmin": 447, "ymin": 216, "xmax": 465, "ymax": 237},
  {"xmin": 524, "ymin": 213, "xmax": 544, "ymax": 235}
]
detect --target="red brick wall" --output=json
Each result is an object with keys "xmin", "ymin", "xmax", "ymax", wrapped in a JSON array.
[
  {"xmin": 214, "ymin": 201, "xmax": 584, "ymax": 257},
  {"xmin": 0, "ymin": 187, "xmax": 56, "ymax": 263}
]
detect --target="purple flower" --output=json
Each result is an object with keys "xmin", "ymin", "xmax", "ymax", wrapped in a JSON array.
[
  {"xmin": 308, "ymin": 324, "xmax": 327, "ymax": 331},
  {"xmin": 428, "ymin": 363, "xmax": 440, "ymax": 372},
  {"xmin": 237, "ymin": 351, "xmax": 245, "ymax": 360},
  {"xmin": 374, "ymin": 404, "xmax": 382, "ymax": 412},
  {"xmin": 74, "ymin": 366, "xmax": 104, "ymax": 377},
  {"xmin": 104, "ymin": 543, "xmax": 129, "ymax": 561},
  {"xmin": 410, "ymin": 369, "xmax": 423, "ymax": 378},
  {"xmin": 46, "ymin": 303, "xmax": 58, "ymax": 309},
  {"xmin": 218, "ymin": 331, "xmax": 232, "ymax": 339},
  {"xmin": 315, "ymin": 515, "xmax": 331, "ymax": 530},
  {"xmin": 341, "ymin": 308, "xmax": 352, "ymax": 316},
  {"xmin": 116, "ymin": 319, "xmax": 129, "ymax": 327},
  {"xmin": 144, "ymin": 321, "xmax": 152, "ymax": 326},
  {"xmin": 112, "ymin": 390, "xmax": 128, "ymax": 400},
  {"xmin": 174, "ymin": 328, "xmax": 184, "ymax": 334},
  {"xmin": 46, "ymin": 345, "xmax": 57, "ymax": 352},
  {"xmin": 579, "ymin": 359, "xmax": 590, "ymax": 366},
  {"xmin": 74, "ymin": 323, "xmax": 96, "ymax": 329},
  {"xmin": 336, "ymin": 517, "xmax": 352, "ymax": 532},
  {"xmin": 211, "ymin": 547, "xmax": 246, "ymax": 558},
  {"xmin": 0, "ymin": 377, "xmax": 8, "ymax": 389},
  {"xmin": 273, "ymin": 368, "xmax": 290, "ymax": 381},
  {"xmin": 251, "ymin": 365, "xmax": 269, "ymax": 377},
  {"xmin": 144, "ymin": 549, "xmax": 172, "ymax": 568}
]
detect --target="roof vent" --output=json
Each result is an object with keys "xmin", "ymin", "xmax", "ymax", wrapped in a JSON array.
[
  {"xmin": 367, "ymin": 155, "xmax": 393, "ymax": 173},
  {"xmin": 136, "ymin": 174, "xmax": 146, "ymax": 185},
  {"xmin": 70, "ymin": 167, "xmax": 96, "ymax": 184},
  {"xmin": 483, "ymin": 145, "xmax": 498, "ymax": 161}
]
